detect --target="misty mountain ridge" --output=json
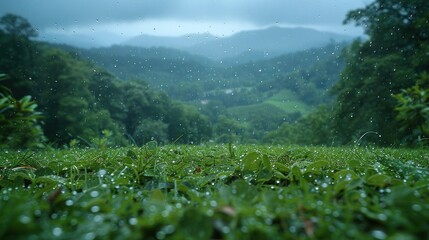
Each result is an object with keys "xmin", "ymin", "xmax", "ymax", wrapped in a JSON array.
[{"xmin": 122, "ymin": 26, "xmax": 355, "ymax": 62}]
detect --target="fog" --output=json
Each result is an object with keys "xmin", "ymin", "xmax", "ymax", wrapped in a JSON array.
[{"xmin": 0, "ymin": 0, "xmax": 366, "ymax": 47}]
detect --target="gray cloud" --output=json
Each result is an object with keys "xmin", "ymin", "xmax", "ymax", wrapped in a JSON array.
[{"xmin": 0, "ymin": 0, "xmax": 367, "ymax": 30}]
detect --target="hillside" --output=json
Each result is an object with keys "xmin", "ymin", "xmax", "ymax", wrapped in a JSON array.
[
  {"xmin": 56, "ymin": 41, "xmax": 346, "ymax": 142},
  {"xmin": 123, "ymin": 26, "xmax": 354, "ymax": 62}
]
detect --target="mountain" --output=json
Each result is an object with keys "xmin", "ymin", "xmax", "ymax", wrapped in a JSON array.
[
  {"xmin": 123, "ymin": 32, "xmax": 217, "ymax": 49},
  {"xmin": 122, "ymin": 26, "xmax": 355, "ymax": 62}
]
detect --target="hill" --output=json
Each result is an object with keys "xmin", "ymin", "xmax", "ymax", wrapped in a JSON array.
[{"xmin": 123, "ymin": 26, "xmax": 354, "ymax": 62}]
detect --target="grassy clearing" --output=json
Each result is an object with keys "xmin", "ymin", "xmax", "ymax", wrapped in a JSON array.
[
  {"xmin": 265, "ymin": 89, "xmax": 313, "ymax": 115},
  {"xmin": 227, "ymin": 90, "xmax": 312, "ymax": 120},
  {"xmin": 1, "ymin": 144, "xmax": 428, "ymax": 239}
]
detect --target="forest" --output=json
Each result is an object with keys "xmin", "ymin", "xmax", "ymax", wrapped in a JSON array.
[
  {"xmin": 1, "ymin": 0, "xmax": 429, "ymax": 149},
  {"xmin": 1, "ymin": 1, "xmax": 429, "ymax": 239}
]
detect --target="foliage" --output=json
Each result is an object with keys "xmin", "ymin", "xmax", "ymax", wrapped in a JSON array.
[
  {"xmin": 0, "ymin": 145, "xmax": 428, "ymax": 239},
  {"xmin": 0, "ymin": 14, "xmax": 214, "ymax": 147},
  {"xmin": 0, "ymin": 75, "xmax": 46, "ymax": 149},
  {"xmin": 393, "ymin": 73, "xmax": 429, "ymax": 145},
  {"xmin": 332, "ymin": 0, "xmax": 429, "ymax": 145},
  {"xmin": 263, "ymin": 105, "xmax": 335, "ymax": 145}
]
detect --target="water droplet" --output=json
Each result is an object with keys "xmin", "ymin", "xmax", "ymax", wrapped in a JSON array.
[
  {"xmin": 371, "ymin": 230, "xmax": 386, "ymax": 239},
  {"xmin": 90, "ymin": 191, "xmax": 99, "ymax": 198},
  {"xmin": 52, "ymin": 227, "xmax": 63, "ymax": 236},
  {"xmin": 91, "ymin": 206, "xmax": 100, "ymax": 213},
  {"xmin": 65, "ymin": 200, "xmax": 74, "ymax": 206},
  {"xmin": 412, "ymin": 204, "xmax": 422, "ymax": 212},
  {"xmin": 98, "ymin": 169, "xmax": 107, "ymax": 177},
  {"xmin": 19, "ymin": 215, "xmax": 31, "ymax": 224},
  {"xmin": 129, "ymin": 218, "xmax": 138, "ymax": 225}
]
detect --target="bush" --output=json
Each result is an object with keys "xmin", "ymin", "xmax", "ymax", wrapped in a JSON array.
[{"xmin": 0, "ymin": 76, "xmax": 46, "ymax": 148}]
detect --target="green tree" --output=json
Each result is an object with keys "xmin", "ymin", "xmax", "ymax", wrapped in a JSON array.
[
  {"xmin": 0, "ymin": 14, "xmax": 38, "ymax": 98},
  {"xmin": 0, "ymin": 75, "xmax": 46, "ymax": 148},
  {"xmin": 332, "ymin": 0, "xmax": 429, "ymax": 145},
  {"xmin": 393, "ymin": 73, "xmax": 429, "ymax": 145},
  {"xmin": 133, "ymin": 119, "xmax": 168, "ymax": 145}
]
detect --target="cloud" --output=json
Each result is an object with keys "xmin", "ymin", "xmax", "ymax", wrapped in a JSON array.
[{"xmin": 0, "ymin": 0, "xmax": 366, "ymax": 30}]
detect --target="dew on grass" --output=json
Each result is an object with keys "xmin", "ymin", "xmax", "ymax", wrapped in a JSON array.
[
  {"xmin": 52, "ymin": 227, "xmax": 63, "ymax": 236},
  {"xmin": 128, "ymin": 217, "xmax": 138, "ymax": 225},
  {"xmin": 19, "ymin": 215, "xmax": 31, "ymax": 224},
  {"xmin": 371, "ymin": 230, "xmax": 387, "ymax": 239},
  {"xmin": 84, "ymin": 232, "xmax": 96, "ymax": 240},
  {"xmin": 377, "ymin": 213, "xmax": 387, "ymax": 221},
  {"xmin": 90, "ymin": 191, "xmax": 99, "ymax": 198},
  {"xmin": 65, "ymin": 200, "xmax": 74, "ymax": 206},
  {"xmin": 34, "ymin": 209, "xmax": 42, "ymax": 217},
  {"xmin": 94, "ymin": 215, "xmax": 103, "ymax": 222},
  {"xmin": 98, "ymin": 169, "xmax": 107, "ymax": 177},
  {"xmin": 91, "ymin": 205, "xmax": 100, "ymax": 213},
  {"xmin": 412, "ymin": 204, "xmax": 422, "ymax": 212},
  {"xmin": 156, "ymin": 231, "xmax": 166, "ymax": 240}
]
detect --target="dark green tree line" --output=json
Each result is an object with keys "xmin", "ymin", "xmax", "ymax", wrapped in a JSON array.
[
  {"xmin": 0, "ymin": 14, "xmax": 213, "ymax": 147},
  {"xmin": 332, "ymin": 0, "xmax": 429, "ymax": 145}
]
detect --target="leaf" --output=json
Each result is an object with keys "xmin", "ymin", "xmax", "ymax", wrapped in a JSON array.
[
  {"xmin": 150, "ymin": 189, "xmax": 166, "ymax": 202},
  {"xmin": 273, "ymin": 162, "xmax": 290, "ymax": 174},
  {"xmin": 366, "ymin": 174, "xmax": 391, "ymax": 187},
  {"xmin": 34, "ymin": 175, "xmax": 66, "ymax": 185},
  {"xmin": 241, "ymin": 152, "xmax": 260, "ymax": 174},
  {"xmin": 306, "ymin": 160, "xmax": 329, "ymax": 173},
  {"xmin": 334, "ymin": 170, "xmax": 359, "ymax": 182},
  {"xmin": 290, "ymin": 165, "xmax": 302, "ymax": 181},
  {"xmin": 261, "ymin": 154, "xmax": 272, "ymax": 172},
  {"xmin": 347, "ymin": 160, "xmax": 361, "ymax": 169},
  {"xmin": 334, "ymin": 179, "xmax": 363, "ymax": 195}
]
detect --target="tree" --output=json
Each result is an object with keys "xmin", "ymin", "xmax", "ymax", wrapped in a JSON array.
[
  {"xmin": 332, "ymin": 0, "xmax": 429, "ymax": 145},
  {"xmin": 393, "ymin": 73, "xmax": 429, "ymax": 145},
  {"xmin": 0, "ymin": 14, "xmax": 37, "ymax": 38},
  {"xmin": 0, "ymin": 14, "xmax": 38, "ymax": 98},
  {"xmin": 0, "ymin": 74, "xmax": 46, "ymax": 149}
]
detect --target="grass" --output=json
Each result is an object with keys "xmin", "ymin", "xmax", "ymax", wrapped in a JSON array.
[
  {"xmin": 227, "ymin": 90, "xmax": 312, "ymax": 122},
  {"xmin": 1, "ymin": 144, "xmax": 429, "ymax": 239},
  {"xmin": 265, "ymin": 89, "xmax": 313, "ymax": 115}
]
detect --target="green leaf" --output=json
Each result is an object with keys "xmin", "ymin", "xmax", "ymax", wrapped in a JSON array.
[
  {"xmin": 334, "ymin": 170, "xmax": 359, "ymax": 182},
  {"xmin": 290, "ymin": 165, "xmax": 302, "ymax": 181},
  {"xmin": 273, "ymin": 162, "xmax": 290, "ymax": 174},
  {"xmin": 306, "ymin": 160, "xmax": 329, "ymax": 173},
  {"xmin": 366, "ymin": 174, "xmax": 391, "ymax": 187},
  {"xmin": 262, "ymin": 154, "xmax": 272, "ymax": 172},
  {"xmin": 241, "ymin": 151, "xmax": 260, "ymax": 174}
]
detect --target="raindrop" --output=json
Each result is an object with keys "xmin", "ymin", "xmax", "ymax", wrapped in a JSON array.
[
  {"xmin": 52, "ymin": 227, "xmax": 63, "ymax": 237},
  {"xmin": 19, "ymin": 215, "xmax": 31, "ymax": 224},
  {"xmin": 91, "ymin": 206, "xmax": 100, "ymax": 213},
  {"xmin": 90, "ymin": 191, "xmax": 99, "ymax": 198},
  {"xmin": 129, "ymin": 218, "xmax": 138, "ymax": 225},
  {"xmin": 371, "ymin": 230, "xmax": 387, "ymax": 239},
  {"xmin": 98, "ymin": 169, "xmax": 107, "ymax": 177},
  {"xmin": 65, "ymin": 200, "xmax": 74, "ymax": 206},
  {"xmin": 412, "ymin": 204, "xmax": 422, "ymax": 212}
]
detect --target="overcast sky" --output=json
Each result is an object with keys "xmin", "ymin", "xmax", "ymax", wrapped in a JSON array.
[{"xmin": 0, "ymin": 0, "xmax": 368, "ymax": 45}]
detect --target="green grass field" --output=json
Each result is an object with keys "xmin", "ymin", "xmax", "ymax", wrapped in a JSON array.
[
  {"xmin": 1, "ymin": 144, "xmax": 428, "ymax": 239},
  {"xmin": 265, "ymin": 89, "xmax": 313, "ymax": 115},
  {"xmin": 227, "ymin": 90, "xmax": 313, "ymax": 123}
]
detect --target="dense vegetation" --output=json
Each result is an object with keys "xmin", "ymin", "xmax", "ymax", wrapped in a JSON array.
[
  {"xmin": 0, "ymin": 14, "xmax": 212, "ymax": 148},
  {"xmin": 1, "ymin": 145, "xmax": 428, "ymax": 239},
  {"xmin": 1, "ymin": 0, "xmax": 429, "ymax": 148},
  {"xmin": 1, "ymin": 0, "xmax": 429, "ymax": 239}
]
